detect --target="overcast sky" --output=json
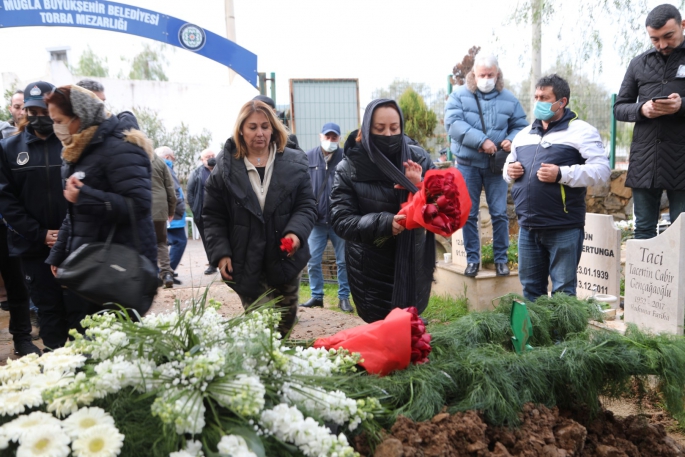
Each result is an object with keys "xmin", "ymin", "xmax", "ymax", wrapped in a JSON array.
[{"xmin": 0, "ymin": 0, "xmax": 669, "ymax": 118}]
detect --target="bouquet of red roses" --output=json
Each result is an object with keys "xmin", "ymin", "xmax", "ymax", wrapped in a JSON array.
[
  {"xmin": 313, "ymin": 307, "xmax": 432, "ymax": 376},
  {"xmin": 397, "ymin": 168, "xmax": 470, "ymax": 238}
]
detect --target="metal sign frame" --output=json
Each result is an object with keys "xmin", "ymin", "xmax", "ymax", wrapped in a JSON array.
[{"xmin": 0, "ymin": 0, "xmax": 258, "ymax": 87}]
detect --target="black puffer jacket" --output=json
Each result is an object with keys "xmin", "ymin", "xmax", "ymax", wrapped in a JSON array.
[
  {"xmin": 0, "ymin": 126, "xmax": 67, "ymax": 257},
  {"xmin": 46, "ymin": 114, "xmax": 156, "ymax": 267},
  {"xmin": 202, "ymin": 138, "xmax": 316, "ymax": 297},
  {"xmin": 614, "ymin": 41, "xmax": 685, "ymax": 190},
  {"xmin": 330, "ymin": 131, "xmax": 434, "ymax": 323}
]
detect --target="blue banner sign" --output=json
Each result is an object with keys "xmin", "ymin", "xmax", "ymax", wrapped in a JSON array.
[{"xmin": 0, "ymin": 0, "xmax": 258, "ymax": 87}]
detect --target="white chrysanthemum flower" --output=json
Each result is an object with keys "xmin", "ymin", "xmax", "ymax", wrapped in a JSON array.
[
  {"xmin": 2, "ymin": 411, "xmax": 62, "ymax": 442},
  {"xmin": 71, "ymin": 424, "xmax": 124, "ymax": 457},
  {"xmin": 169, "ymin": 439, "xmax": 204, "ymax": 457},
  {"xmin": 62, "ymin": 407, "xmax": 115, "ymax": 439},
  {"xmin": 15, "ymin": 424, "xmax": 70, "ymax": 457},
  {"xmin": 39, "ymin": 347, "xmax": 87, "ymax": 374},
  {"xmin": 0, "ymin": 354, "xmax": 41, "ymax": 383},
  {"xmin": 0, "ymin": 388, "xmax": 43, "ymax": 416},
  {"xmin": 216, "ymin": 435, "xmax": 257, "ymax": 457},
  {"xmin": 0, "ymin": 430, "xmax": 9, "ymax": 450},
  {"xmin": 28, "ymin": 371, "xmax": 75, "ymax": 392}
]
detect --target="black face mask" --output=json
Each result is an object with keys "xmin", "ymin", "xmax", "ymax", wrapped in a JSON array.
[
  {"xmin": 206, "ymin": 158, "xmax": 217, "ymax": 168},
  {"xmin": 27, "ymin": 115, "xmax": 54, "ymax": 136},
  {"xmin": 370, "ymin": 133, "xmax": 403, "ymax": 156}
]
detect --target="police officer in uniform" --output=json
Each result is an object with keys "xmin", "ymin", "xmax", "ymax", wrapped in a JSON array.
[{"xmin": 0, "ymin": 81, "xmax": 74, "ymax": 352}]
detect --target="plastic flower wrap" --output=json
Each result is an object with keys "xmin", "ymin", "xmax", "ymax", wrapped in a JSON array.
[
  {"xmin": 313, "ymin": 307, "xmax": 433, "ymax": 376},
  {"xmin": 397, "ymin": 168, "xmax": 471, "ymax": 237}
]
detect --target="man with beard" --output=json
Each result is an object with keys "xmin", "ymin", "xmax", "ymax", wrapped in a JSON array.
[{"xmin": 615, "ymin": 4, "xmax": 685, "ymax": 238}]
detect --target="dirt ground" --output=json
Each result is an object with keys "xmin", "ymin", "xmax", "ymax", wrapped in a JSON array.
[{"xmin": 366, "ymin": 402, "xmax": 685, "ymax": 457}]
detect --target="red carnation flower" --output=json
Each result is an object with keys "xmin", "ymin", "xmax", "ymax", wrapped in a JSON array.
[{"xmin": 280, "ymin": 237, "xmax": 294, "ymax": 254}]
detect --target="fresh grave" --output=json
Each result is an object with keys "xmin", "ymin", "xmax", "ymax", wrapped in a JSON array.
[
  {"xmin": 2, "ymin": 293, "xmax": 685, "ymax": 456},
  {"xmin": 624, "ymin": 214, "xmax": 685, "ymax": 335}
]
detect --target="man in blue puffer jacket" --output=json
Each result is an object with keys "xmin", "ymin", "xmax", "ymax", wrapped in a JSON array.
[{"xmin": 445, "ymin": 53, "xmax": 528, "ymax": 278}]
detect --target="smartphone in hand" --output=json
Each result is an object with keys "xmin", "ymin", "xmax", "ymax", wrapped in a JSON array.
[{"xmin": 652, "ymin": 95, "xmax": 669, "ymax": 102}]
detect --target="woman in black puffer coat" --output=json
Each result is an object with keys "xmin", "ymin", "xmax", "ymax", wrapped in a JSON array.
[
  {"xmin": 330, "ymin": 99, "xmax": 435, "ymax": 323},
  {"xmin": 45, "ymin": 85, "xmax": 156, "ymax": 308},
  {"xmin": 202, "ymin": 100, "xmax": 316, "ymax": 336}
]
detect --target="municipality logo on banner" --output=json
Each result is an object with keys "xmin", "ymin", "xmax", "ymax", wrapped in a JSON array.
[{"xmin": 179, "ymin": 23, "xmax": 206, "ymax": 51}]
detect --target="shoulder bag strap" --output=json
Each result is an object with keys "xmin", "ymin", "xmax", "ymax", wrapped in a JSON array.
[
  {"xmin": 123, "ymin": 198, "xmax": 143, "ymax": 254},
  {"xmin": 473, "ymin": 93, "xmax": 488, "ymax": 135}
]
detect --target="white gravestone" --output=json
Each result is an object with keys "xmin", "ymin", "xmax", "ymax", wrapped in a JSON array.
[
  {"xmin": 576, "ymin": 214, "xmax": 622, "ymax": 302},
  {"xmin": 451, "ymin": 230, "xmax": 469, "ymax": 272},
  {"xmin": 624, "ymin": 214, "xmax": 685, "ymax": 335}
]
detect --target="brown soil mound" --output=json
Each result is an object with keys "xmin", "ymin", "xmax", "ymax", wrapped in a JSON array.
[{"xmin": 362, "ymin": 404, "xmax": 685, "ymax": 457}]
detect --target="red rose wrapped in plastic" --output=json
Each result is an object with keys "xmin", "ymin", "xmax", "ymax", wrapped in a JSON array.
[
  {"xmin": 313, "ymin": 307, "xmax": 432, "ymax": 376},
  {"xmin": 397, "ymin": 168, "xmax": 471, "ymax": 237},
  {"xmin": 280, "ymin": 237, "xmax": 294, "ymax": 254}
]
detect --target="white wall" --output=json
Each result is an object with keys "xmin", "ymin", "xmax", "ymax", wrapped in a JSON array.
[{"xmin": 2, "ymin": 61, "xmax": 259, "ymax": 157}]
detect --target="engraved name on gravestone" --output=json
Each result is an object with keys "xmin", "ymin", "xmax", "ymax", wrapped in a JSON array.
[
  {"xmin": 624, "ymin": 215, "xmax": 685, "ymax": 335},
  {"xmin": 576, "ymin": 214, "xmax": 622, "ymax": 301},
  {"xmin": 451, "ymin": 230, "xmax": 468, "ymax": 271}
]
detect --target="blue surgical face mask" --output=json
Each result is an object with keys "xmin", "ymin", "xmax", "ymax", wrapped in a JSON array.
[
  {"xmin": 165, "ymin": 159, "xmax": 173, "ymax": 168},
  {"xmin": 533, "ymin": 100, "xmax": 562, "ymax": 121}
]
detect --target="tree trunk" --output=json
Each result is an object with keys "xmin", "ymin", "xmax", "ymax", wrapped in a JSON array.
[{"xmin": 529, "ymin": 0, "xmax": 542, "ymax": 117}]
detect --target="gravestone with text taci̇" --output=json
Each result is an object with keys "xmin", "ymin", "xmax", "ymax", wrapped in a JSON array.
[{"xmin": 624, "ymin": 215, "xmax": 685, "ymax": 335}]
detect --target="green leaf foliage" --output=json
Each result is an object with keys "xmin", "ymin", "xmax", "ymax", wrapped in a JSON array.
[
  {"xmin": 397, "ymin": 88, "xmax": 437, "ymax": 149},
  {"xmin": 128, "ymin": 43, "xmax": 169, "ymax": 81},
  {"xmin": 71, "ymin": 45, "xmax": 109, "ymax": 77}
]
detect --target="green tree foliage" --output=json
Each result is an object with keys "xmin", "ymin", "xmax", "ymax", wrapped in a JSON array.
[
  {"xmin": 397, "ymin": 88, "xmax": 438, "ymax": 150},
  {"xmin": 133, "ymin": 107, "xmax": 211, "ymax": 181},
  {"xmin": 510, "ymin": 0, "xmax": 685, "ymax": 69},
  {"xmin": 128, "ymin": 44, "xmax": 169, "ymax": 81},
  {"xmin": 0, "ymin": 88, "xmax": 15, "ymax": 123},
  {"xmin": 372, "ymin": 80, "xmax": 447, "ymax": 154},
  {"xmin": 71, "ymin": 45, "xmax": 109, "ymax": 77}
]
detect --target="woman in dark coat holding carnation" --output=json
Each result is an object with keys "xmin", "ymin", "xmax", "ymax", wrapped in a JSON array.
[
  {"xmin": 330, "ymin": 99, "xmax": 435, "ymax": 323},
  {"xmin": 202, "ymin": 100, "xmax": 316, "ymax": 335}
]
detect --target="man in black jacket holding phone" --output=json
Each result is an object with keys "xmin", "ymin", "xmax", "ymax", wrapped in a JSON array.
[{"xmin": 615, "ymin": 4, "xmax": 685, "ymax": 239}]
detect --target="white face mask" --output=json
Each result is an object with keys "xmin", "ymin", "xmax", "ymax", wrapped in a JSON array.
[
  {"xmin": 477, "ymin": 78, "xmax": 496, "ymax": 93},
  {"xmin": 53, "ymin": 118, "xmax": 75, "ymax": 144},
  {"xmin": 321, "ymin": 140, "xmax": 338, "ymax": 153}
]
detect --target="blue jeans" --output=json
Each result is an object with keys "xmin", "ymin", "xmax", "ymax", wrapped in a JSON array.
[
  {"xmin": 518, "ymin": 227, "xmax": 584, "ymax": 302},
  {"xmin": 167, "ymin": 227, "xmax": 188, "ymax": 271},
  {"xmin": 633, "ymin": 188, "xmax": 685, "ymax": 240},
  {"xmin": 457, "ymin": 164, "xmax": 510, "ymax": 263},
  {"xmin": 306, "ymin": 223, "xmax": 349, "ymax": 299}
]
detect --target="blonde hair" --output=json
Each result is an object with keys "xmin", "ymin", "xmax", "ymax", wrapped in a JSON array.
[{"xmin": 233, "ymin": 100, "xmax": 288, "ymax": 159}]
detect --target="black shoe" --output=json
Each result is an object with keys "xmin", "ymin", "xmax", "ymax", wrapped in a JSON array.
[
  {"xmin": 173, "ymin": 272, "xmax": 178, "ymax": 277},
  {"xmin": 204, "ymin": 266, "xmax": 218, "ymax": 275},
  {"xmin": 300, "ymin": 297, "xmax": 324, "ymax": 308},
  {"xmin": 163, "ymin": 272, "xmax": 174, "ymax": 289},
  {"xmin": 0, "ymin": 302, "xmax": 8, "ymax": 311},
  {"xmin": 495, "ymin": 262, "xmax": 510, "ymax": 276},
  {"xmin": 338, "ymin": 298, "xmax": 353, "ymax": 313},
  {"xmin": 464, "ymin": 263, "xmax": 479, "ymax": 277},
  {"xmin": 173, "ymin": 278, "xmax": 182, "ymax": 285},
  {"xmin": 14, "ymin": 339, "xmax": 42, "ymax": 357}
]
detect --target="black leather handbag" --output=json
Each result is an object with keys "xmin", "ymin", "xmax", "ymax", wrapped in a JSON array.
[
  {"xmin": 56, "ymin": 199, "xmax": 157, "ymax": 316},
  {"xmin": 474, "ymin": 93, "xmax": 510, "ymax": 175}
]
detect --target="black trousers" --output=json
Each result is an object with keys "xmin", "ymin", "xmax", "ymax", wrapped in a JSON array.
[
  {"xmin": 0, "ymin": 225, "xmax": 32, "ymax": 343},
  {"xmin": 194, "ymin": 216, "xmax": 209, "ymax": 252},
  {"xmin": 20, "ymin": 256, "xmax": 97, "ymax": 350}
]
